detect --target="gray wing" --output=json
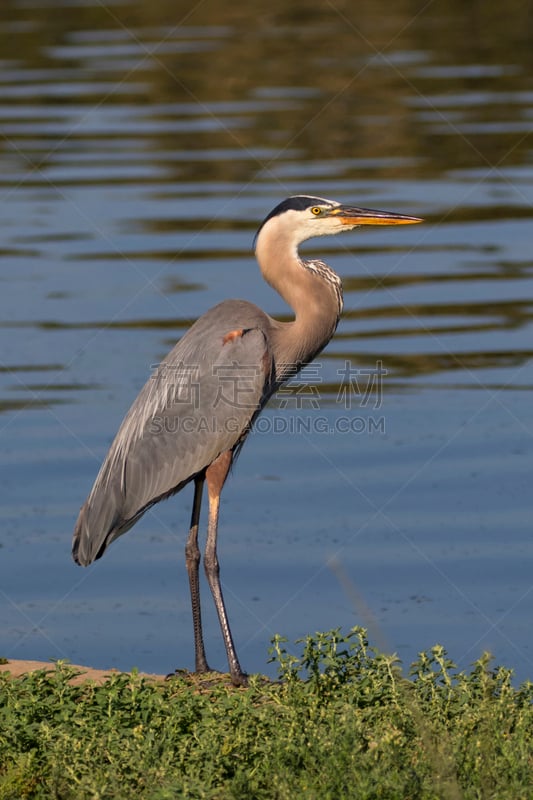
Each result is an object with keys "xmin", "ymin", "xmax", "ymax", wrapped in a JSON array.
[{"xmin": 73, "ymin": 308, "xmax": 273, "ymax": 565}]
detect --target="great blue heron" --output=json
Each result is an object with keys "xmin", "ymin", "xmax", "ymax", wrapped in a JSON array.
[{"xmin": 73, "ymin": 195, "xmax": 422, "ymax": 685}]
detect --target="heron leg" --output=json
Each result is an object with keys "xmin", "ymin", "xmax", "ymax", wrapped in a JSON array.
[
  {"xmin": 185, "ymin": 475, "xmax": 211, "ymax": 673},
  {"xmin": 204, "ymin": 450, "xmax": 247, "ymax": 687}
]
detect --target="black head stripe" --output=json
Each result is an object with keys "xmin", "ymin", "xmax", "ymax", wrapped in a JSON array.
[{"xmin": 254, "ymin": 195, "xmax": 331, "ymax": 246}]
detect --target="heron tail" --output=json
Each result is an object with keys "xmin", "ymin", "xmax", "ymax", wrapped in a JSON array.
[{"xmin": 72, "ymin": 462, "xmax": 133, "ymax": 566}]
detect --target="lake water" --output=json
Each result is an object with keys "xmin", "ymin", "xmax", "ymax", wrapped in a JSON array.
[{"xmin": 1, "ymin": 0, "xmax": 532, "ymax": 683}]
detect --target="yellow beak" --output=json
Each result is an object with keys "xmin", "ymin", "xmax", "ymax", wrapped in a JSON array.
[{"xmin": 330, "ymin": 205, "xmax": 423, "ymax": 226}]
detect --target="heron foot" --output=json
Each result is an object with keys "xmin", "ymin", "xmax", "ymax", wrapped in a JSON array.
[
  {"xmin": 197, "ymin": 667, "xmax": 248, "ymax": 688},
  {"xmin": 166, "ymin": 666, "xmax": 248, "ymax": 687},
  {"xmin": 230, "ymin": 669, "xmax": 248, "ymax": 688}
]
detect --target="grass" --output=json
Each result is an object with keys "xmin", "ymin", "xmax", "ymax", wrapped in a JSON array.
[{"xmin": 0, "ymin": 628, "xmax": 532, "ymax": 799}]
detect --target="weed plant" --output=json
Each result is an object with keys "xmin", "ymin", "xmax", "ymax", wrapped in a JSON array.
[{"xmin": 0, "ymin": 628, "xmax": 532, "ymax": 799}]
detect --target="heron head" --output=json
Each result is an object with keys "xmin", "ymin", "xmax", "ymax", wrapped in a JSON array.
[{"xmin": 254, "ymin": 195, "xmax": 422, "ymax": 248}]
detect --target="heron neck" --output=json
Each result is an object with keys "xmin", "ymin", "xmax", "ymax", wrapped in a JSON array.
[{"xmin": 255, "ymin": 232, "xmax": 341, "ymax": 378}]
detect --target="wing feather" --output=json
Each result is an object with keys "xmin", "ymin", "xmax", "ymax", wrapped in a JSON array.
[{"xmin": 73, "ymin": 303, "xmax": 273, "ymax": 565}]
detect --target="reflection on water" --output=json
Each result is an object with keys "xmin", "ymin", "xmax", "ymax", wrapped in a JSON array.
[{"xmin": 0, "ymin": 0, "xmax": 532, "ymax": 682}]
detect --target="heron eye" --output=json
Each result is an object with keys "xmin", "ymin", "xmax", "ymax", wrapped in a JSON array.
[{"xmin": 311, "ymin": 207, "xmax": 322, "ymax": 216}]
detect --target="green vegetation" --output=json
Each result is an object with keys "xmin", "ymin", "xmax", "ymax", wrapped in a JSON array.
[{"xmin": 0, "ymin": 629, "xmax": 532, "ymax": 799}]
